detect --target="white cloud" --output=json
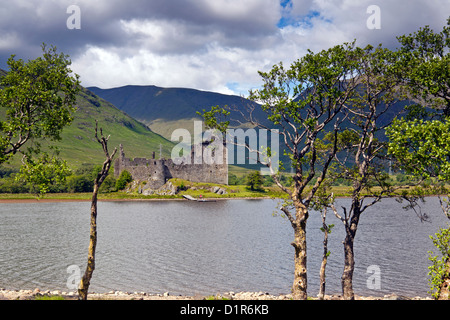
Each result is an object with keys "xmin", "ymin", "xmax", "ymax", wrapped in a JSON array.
[{"xmin": 1, "ymin": 0, "xmax": 449, "ymax": 95}]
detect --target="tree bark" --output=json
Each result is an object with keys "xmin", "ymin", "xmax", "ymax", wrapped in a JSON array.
[
  {"xmin": 291, "ymin": 204, "xmax": 308, "ymax": 300},
  {"xmin": 341, "ymin": 206, "xmax": 361, "ymax": 300},
  {"xmin": 78, "ymin": 122, "xmax": 116, "ymax": 300},
  {"xmin": 341, "ymin": 228, "xmax": 355, "ymax": 300},
  {"xmin": 318, "ymin": 209, "xmax": 329, "ymax": 300},
  {"xmin": 78, "ymin": 185, "xmax": 99, "ymax": 300}
]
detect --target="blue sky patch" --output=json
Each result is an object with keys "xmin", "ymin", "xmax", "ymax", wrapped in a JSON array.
[{"xmin": 278, "ymin": 0, "xmax": 324, "ymax": 29}]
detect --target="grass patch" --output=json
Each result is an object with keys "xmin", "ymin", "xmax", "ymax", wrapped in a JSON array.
[
  {"xmin": 0, "ymin": 182, "xmax": 447, "ymax": 201},
  {"xmin": 35, "ymin": 295, "xmax": 65, "ymax": 300},
  {"xmin": 204, "ymin": 295, "xmax": 231, "ymax": 300}
]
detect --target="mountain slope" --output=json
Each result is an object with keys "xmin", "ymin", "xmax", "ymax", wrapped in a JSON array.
[
  {"xmin": 54, "ymin": 87, "xmax": 175, "ymax": 167},
  {"xmin": 88, "ymin": 85, "xmax": 259, "ymax": 121},
  {"xmin": 87, "ymin": 85, "xmax": 270, "ymax": 139}
]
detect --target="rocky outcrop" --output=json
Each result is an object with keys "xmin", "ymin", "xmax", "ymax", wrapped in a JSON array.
[
  {"xmin": 137, "ymin": 180, "xmax": 178, "ymax": 196},
  {"xmin": 211, "ymin": 186, "xmax": 227, "ymax": 195}
]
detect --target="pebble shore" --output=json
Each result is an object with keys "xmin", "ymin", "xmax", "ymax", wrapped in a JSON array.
[{"xmin": 0, "ymin": 288, "xmax": 432, "ymax": 300}]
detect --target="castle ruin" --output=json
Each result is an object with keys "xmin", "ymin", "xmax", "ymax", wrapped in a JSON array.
[{"xmin": 114, "ymin": 140, "xmax": 228, "ymax": 189}]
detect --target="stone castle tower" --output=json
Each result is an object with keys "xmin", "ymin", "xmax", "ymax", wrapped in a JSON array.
[{"xmin": 114, "ymin": 140, "xmax": 228, "ymax": 189}]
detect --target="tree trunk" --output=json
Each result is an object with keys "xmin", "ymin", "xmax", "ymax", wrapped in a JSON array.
[
  {"xmin": 291, "ymin": 205, "xmax": 308, "ymax": 300},
  {"xmin": 318, "ymin": 209, "xmax": 329, "ymax": 300},
  {"xmin": 341, "ymin": 209, "xmax": 360, "ymax": 300},
  {"xmin": 78, "ymin": 122, "xmax": 116, "ymax": 300},
  {"xmin": 341, "ymin": 228, "xmax": 355, "ymax": 300},
  {"xmin": 78, "ymin": 185, "xmax": 99, "ymax": 300}
]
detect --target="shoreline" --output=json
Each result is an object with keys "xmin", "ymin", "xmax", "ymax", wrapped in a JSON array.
[
  {"xmin": 0, "ymin": 192, "xmax": 447, "ymax": 203},
  {"xmin": 0, "ymin": 195, "xmax": 277, "ymax": 203},
  {"xmin": 0, "ymin": 288, "xmax": 432, "ymax": 300}
]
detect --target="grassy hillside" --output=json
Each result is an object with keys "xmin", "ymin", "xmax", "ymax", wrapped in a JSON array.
[
  {"xmin": 52, "ymin": 87, "xmax": 175, "ymax": 168},
  {"xmin": 0, "ymin": 70, "xmax": 175, "ymax": 169}
]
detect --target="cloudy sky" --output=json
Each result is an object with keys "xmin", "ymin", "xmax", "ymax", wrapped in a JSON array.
[{"xmin": 0, "ymin": 0, "xmax": 448, "ymax": 95}]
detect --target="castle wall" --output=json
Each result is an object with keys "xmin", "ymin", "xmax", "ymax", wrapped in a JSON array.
[
  {"xmin": 114, "ymin": 143, "xmax": 228, "ymax": 189},
  {"xmin": 165, "ymin": 161, "xmax": 228, "ymax": 185}
]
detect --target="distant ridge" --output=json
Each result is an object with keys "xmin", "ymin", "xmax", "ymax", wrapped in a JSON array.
[{"xmin": 88, "ymin": 84, "xmax": 264, "ymax": 123}]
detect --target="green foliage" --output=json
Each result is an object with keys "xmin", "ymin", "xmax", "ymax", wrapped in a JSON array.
[
  {"xmin": 198, "ymin": 105, "xmax": 230, "ymax": 133},
  {"xmin": 116, "ymin": 170, "xmax": 133, "ymax": 190},
  {"xmin": 320, "ymin": 223, "xmax": 335, "ymax": 235},
  {"xmin": 65, "ymin": 164, "xmax": 104, "ymax": 193},
  {"xmin": 0, "ymin": 163, "xmax": 117, "ymax": 194},
  {"xmin": 15, "ymin": 151, "xmax": 72, "ymax": 195},
  {"xmin": 387, "ymin": 19, "xmax": 450, "ymax": 182},
  {"xmin": 0, "ymin": 175, "xmax": 34, "ymax": 193},
  {"xmin": 0, "ymin": 44, "xmax": 80, "ymax": 162},
  {"xmin": 0, "ymin": 44, "xmax": 80, "ymax": 194},
  {"xmin": 263, "ymin": 175, "xmax": 275, "ymax": 187},
  {"xmin": 428, "ymin": 225, "xmax": 450, "ymax": 299},
  {"xmin": 387, "ymin": 118, "xmax": 450, "ymax": 181},
  {"xmin": 245, "ymin": 170, "xmax": 263, "ymax": 191},
  {"xmin": 396, "ymin": 18, "xmax": 450, "ymax": 115},
  {"xmin": 228, "ymin": 173, "xmax": 240, "ymax": 185},
  {"xmin": 200, "ymin": 41, "xmax": 363, "ymax": 207},
  {"xmin": 67, "ymin": 174, "xmax": 94, "ymax": 193},
  {"xmin": 0, "ymin": 166, "xmax": 18, "ymax": 178},
  {"xmin": 248, "ymin": 41, "xmax": 360, "ymax": 129},
  {"xmin": 99, "ymin": 175, "xmax": 117, "ymax": 193}
]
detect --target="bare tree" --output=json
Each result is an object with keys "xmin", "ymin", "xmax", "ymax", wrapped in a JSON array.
[{"xmin": 78, "ymin": 121, "xmax": 117, "ymax": 300}]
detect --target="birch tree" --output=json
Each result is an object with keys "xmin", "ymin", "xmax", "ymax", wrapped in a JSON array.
[{"xmin": 202, "ymin": 42, "xmax": 360, "ymax": 299}]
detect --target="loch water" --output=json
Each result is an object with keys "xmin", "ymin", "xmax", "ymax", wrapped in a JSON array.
[{"xmin": 0, "ymin": 197, "xmax": 448, "ymax": 297}]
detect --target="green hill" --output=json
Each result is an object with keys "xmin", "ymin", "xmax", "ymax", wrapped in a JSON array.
[{"xmin": 53, "ymin": 87, "xmax": 175, "ymax": 167}]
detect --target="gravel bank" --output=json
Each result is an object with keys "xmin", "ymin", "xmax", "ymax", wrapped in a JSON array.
[{"xmin": 0, "ymin": 288, "xmax": 432, "ymax": 300}]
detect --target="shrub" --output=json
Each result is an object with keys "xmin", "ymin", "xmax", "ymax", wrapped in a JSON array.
[
  {"xmin": 245, "ymin": 171, "xmax": 263, "ymax": 191},
  {"xmin": 428, "ymin": 225, "xmax": 450, "ymax": 299},
  {"xmin": 115, "ymin": 170, "xmax": 133, "ymax": 190}
]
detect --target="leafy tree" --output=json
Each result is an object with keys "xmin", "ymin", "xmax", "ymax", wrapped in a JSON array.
[
  {"xmin": 245, "ymin": 170, "xmax": 263, "ymax": 191},
  {"xmin": 428, "ymin": 226, "xmax": 450, "ymax": 300},
  {"xmin": 0, "ymin": 44, "xmax": 80, "ymax": 193},
  {"xmin": 67, "ymin": 174, "xmax": 94, "ymax": 193},
  {"xmin": 228, "ymin": 173, "xmax": 239, "ymax": 185},
  {"xmin": 115, "ymin": 169, "xmax": 132, "ymax": 190},
  {"xmin": 202, "ymin": 42, "xmax": 361, "ymax": 299},
  {"xmin": 263, "ymin": 175, "xmax": 275, "ymax": 187},
  {"xmin": 16, "ymin": 151, "xmax": 72, "ymax": 194},
  {"xmin": 386, "ymin": 18, "xmax": 450, "ymax": 299},
  {"xmin": 99, "ymin": 175, "xmax": 117, "ymax": 193},
  {"xmin": 327, "ymin": 43, "xmax": 421, "ymax": 300}
]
